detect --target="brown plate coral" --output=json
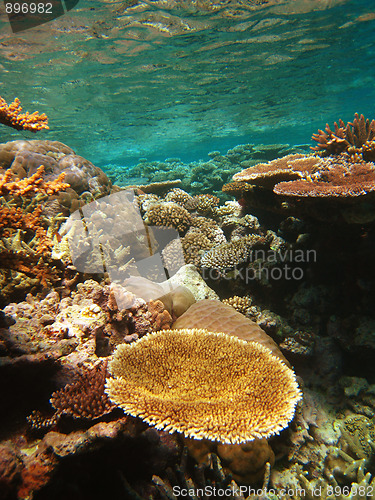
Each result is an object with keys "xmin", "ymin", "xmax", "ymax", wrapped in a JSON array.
[{"xmin": 105, "ymin": 328, "xmax": 302, "ymax": 444}]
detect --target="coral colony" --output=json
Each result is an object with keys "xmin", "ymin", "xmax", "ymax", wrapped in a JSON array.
[{"xmin": 3, "ymin": 103, "xmax": 375, "ymax": 499}]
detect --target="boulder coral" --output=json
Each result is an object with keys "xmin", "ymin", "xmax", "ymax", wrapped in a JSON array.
[
  {"xmin": 0, "ymin": 139, "xmax": 112, "ymax": 199},
  {"xmin": 173, "ymin": 299, "xmax": 289, "ymax": 365}
]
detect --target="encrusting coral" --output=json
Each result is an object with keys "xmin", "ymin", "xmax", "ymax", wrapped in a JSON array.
[
  {"xmin": 172, "ymin": 299, "xmax": 290, "ymax": 365},
  {"xmin": 0, "ymin": 96, "xmax": 49, "ymax": 132},
  {"xmin": 106, "ymin": 328, "xmax": 301, "ymax": 444}
]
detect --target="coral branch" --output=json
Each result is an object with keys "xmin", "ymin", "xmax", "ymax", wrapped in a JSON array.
[
  {"xmin": 0, "ymin": 96, "xmax": 49, "ymax": 132},
  {"xmin": 0, "ymin": 166, "xmax": 69, "ymax": 197}
]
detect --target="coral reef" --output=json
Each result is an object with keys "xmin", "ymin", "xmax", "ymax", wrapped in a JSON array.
[
  {"xmin": 108, "ymin": 143, "xmax": 309, "ymax": 201},
  {"xmin": 0, "ymin": 185, "xmax": 67, "ymax": 305},
  {"xmin": 106, "ymin": 328, "xmax": 301, "ymax": 443},
  {"xmin": 0, "ymin": 96, "xmax": 48, "ymax": 132},
  {"xmin": 224, "ymin": 118, "xmax": 375, "ymax": 224}
]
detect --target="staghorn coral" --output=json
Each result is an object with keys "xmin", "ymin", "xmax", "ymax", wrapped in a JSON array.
[
  {"xmin": 0, "ymin": 96, "xmax": 48, "ymax": 132},
  {"xmin": 311, "ymin": 113, "xmax": 375, "ymax": 160},
  {"xmin": 172, "ymin": 299, "xmax": 289, "ymax": 365},
  {"xmin": 50, "ymin": 361, "xmax": 116, "ymax": 421},
  {"xmin": 106, "ymin": 328, "xmax": 302, "ymax": 444},
  {"xmin": 0, "ymin": 165, "xmax": 69, "ymax": 197},
  {"xmin": 296, "ymin": 464, "xmax": 375, "ymax": 500},
  {"xmin": 144, "ymin": 201, "xmax": 192, "ymax": 233}
]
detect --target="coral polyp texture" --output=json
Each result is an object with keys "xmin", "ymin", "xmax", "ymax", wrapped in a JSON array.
[
  {"xmin": 0, "ymin": 96, "xmax": 49, "ymax": 132},
  {"xmin": 106, "ymin": 328, "xmax": 301, "ymax": 444}
]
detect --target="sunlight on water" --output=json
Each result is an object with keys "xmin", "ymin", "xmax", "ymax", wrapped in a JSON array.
[{"xmin": 0, "ymin": 0, "xmax": 374, "ymax": 168}]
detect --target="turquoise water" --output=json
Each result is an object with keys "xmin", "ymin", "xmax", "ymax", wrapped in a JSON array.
[{"xmin": 0, "ymin": 0, "xmax": 374, "ymax": 169}]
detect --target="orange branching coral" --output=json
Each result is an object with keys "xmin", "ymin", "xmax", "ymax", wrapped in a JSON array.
[
  {"xmin": 311, "ymin": 113, "xmax": 375, "ymax": 161},
  {"xmin": 0, "ymin": 205, "xmax": 43, "ymax": 234},
  {"xmin": 0, "ymin": 165, "xmax": 69, "ymax": 197},
  {"xmin": 0, "ymin": 96, "xmax": 49, "ymax": 132}
]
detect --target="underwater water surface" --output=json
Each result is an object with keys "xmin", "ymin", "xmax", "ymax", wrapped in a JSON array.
[
  {"xmin": 3, "ymin": 1, "xmax": 375, "ymax": 499},
  {"xmin": 0, "ymin": 0, "xmax": 374, "ymax": 167}
]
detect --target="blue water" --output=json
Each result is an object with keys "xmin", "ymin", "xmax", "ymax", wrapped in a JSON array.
[{"xmin": 0, "ymin": 0, "xmax": 374, "ymax": 170}]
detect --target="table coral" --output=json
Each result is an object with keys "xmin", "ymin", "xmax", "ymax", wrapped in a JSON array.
[
  {"xmin": 226, "ymin": 152, "xmax": 375, "ymax": 223},
  {"xmin": 106, "ymin": 328, "xmax": 301, "ymax": 444},
  {"xmin": 0, "ymin": 96, "xmax": 48, "ymax": 132}
]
